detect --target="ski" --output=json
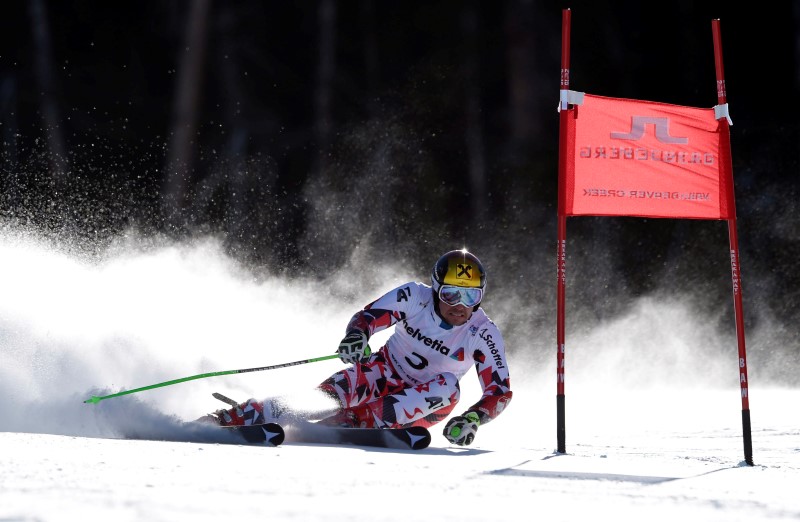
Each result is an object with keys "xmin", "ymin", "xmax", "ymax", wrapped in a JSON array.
[
  {"xmin": 306, "ymin": 425, "xmax": 432, "ymax": 450},
  {"xmin": 234, "ymin": 423, "xmax": 431, "ymax": 450},
  {"xmin": 206, "ymin": 393, "xmax": 430, "ymax": 450},
  {"xmin": 222, "ymin": 422, "xmax": 286, "ymax": 446}
]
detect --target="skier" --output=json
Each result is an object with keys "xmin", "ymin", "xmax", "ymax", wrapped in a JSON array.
[{"xmin": 208, "ymin": 249, "xmax": 512, "ymax": 446}]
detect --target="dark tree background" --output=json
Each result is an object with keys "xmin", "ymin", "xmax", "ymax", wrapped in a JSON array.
[{"xmin": 1, "ymin": 1, "xmax": 798, "ymax": 365}]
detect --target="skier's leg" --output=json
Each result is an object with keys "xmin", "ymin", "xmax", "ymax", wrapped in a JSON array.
[
  {"xmin": 318, "ymin": 347, "xmax": 407, "ymax": 409},
  {"xmin": 359, "ymin": 372, "xmax": 460, "ymax": 429},
  {"xmin": 319, "ymin": 369, "xmax": 460, "ymax": 429}
]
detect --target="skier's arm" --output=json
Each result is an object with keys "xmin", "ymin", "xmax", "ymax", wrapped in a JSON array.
[
  {"xmin": 443, "ymin": 326, "xmax": 511, "ymax": 445},
  {"xmin": 344, "ymin": 282, "xmax": 421, "ymax": 338},
  {"xmin": 345, "ymin": 307, "xmax": 403, "ymax": 339},
  {"xmin": 463, "ymin": 323, "xmax": 512, "ymax": 425}
]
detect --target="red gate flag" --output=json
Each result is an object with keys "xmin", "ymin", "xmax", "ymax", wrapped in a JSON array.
[{"xmin": 561, "ymin": 93, "xmax": 734, "ymax": 219}]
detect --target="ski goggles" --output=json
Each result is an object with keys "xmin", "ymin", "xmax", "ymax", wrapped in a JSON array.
[{"xmin": 438, "ymin": 285, "xmax": 483, "ymax": 307}]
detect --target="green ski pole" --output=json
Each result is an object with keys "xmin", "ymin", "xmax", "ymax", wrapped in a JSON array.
[{"xmin": 83, "ymin": 353, "xmax": 340, "ymax": 404}]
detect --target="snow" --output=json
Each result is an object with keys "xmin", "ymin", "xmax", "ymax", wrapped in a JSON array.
[{"xmin": 1, "ymin": 233, "xmax": 799, "ymax": 521}]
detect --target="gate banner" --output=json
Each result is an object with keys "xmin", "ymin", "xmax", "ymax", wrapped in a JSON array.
[{"xmin": 562, "ymin": 93, "xmax": 733, "ymax": 219}]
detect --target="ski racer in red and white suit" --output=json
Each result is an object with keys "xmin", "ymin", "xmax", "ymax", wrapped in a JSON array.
[
  {"xmin": 318, "ymin": 279, "xmax": 513, "ymax": 437},
  {"xmin": 209, "ymin": 250, "xmax": 512, "ymax": 446}
]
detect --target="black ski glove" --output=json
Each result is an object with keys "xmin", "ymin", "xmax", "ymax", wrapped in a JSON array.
[{"xmin": 337, "ymin": 330, "xmax": 371, "ymax": 364}]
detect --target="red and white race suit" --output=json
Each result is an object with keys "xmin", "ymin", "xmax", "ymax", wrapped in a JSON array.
[{"xmin": 319, "ymin": 281, "xmax": 512, "ymax": 429}]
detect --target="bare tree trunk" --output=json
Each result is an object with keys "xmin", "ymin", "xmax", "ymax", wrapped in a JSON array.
[
  {"xmin": 504, "ymin": 0, "xmax": 542, "ymax": 151},
  {"xmin": 314, "ymin": 0, "xmax": 337, "ymax": 178},
  {"xmin": 462, "ymin": 2, "xmax": 488, "ymax": 222},
  {"xmin": 163, "ymin": 0, "xmax": 211, "ymax": 222},
  {"xmin": 217, "ymin": 3, "xmax": 247, "ymax": 236},
  {"xmin": 1, "ymin": 77, "xmax": 18, "ymax": 168},
  {"xmin": 28, "ymin": 0, "xmax": 67, "ymax": 182},
  {"xmin": 502, "ymin": 0, "xmax": 556, "ymax": 212},
  {"xmin": 795, "ymin": 3, "xmax": 800, "ymax": 116},
  {"xmin": 360, "ymin": 0, "xmax": 380, "ymax": 117},
  {"xmin": 1, "ymin": 75, "xmax": 21, "ymax": 211}
]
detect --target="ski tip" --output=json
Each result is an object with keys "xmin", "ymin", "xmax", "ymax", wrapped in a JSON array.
[
  {"xmin": 84, "ymin": 396, "xmax": 101, "ymax": 404},
  {"xmin": 405, "ymin": 426, "xmax": 432, "ymax": 450},
  {"xmin": 228, "ymin": 423, "xmax": 285, "ymax": 446},
  {"xmin": 263, "ymin": 423, "xmax": 286, "ymax": 446}
]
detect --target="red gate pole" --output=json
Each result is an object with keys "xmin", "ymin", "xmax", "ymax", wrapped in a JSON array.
[
  {"xmin": 556, "ymin": 7, "xmax": 572, "ymax": 454},
  {"xmin": 712, "ymin": 19, "xmax": 754, "ymax": 466}
]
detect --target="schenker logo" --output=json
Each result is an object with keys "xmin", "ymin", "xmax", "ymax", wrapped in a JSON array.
[{"xmin": 402, "ymin": 320, "xmax": 451, "ymax": 355}]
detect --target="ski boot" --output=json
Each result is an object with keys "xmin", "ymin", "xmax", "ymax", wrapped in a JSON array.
[
  {"xmin": 205, "ymin": 397, "xmax": 266, "ymax": 427},
  {"xmin": 318, "ymin": 403, "xmax": 377, "ymax": 429}
]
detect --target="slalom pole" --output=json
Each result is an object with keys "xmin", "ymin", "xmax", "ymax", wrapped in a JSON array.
[
  {"xmin": 83, "ymin": 353, "xmax": 340, "ymax": 404},
  {"xmin": 556, "ymin": 6, "xmax": 571, "ymax": 455},
  {"xmin": 712, "ymin": 18, "xmax": 753, "ymax": 466}
]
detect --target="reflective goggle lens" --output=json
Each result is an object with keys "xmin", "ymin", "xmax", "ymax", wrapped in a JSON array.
[{"xmin": 438, "ymin": 285, "xmax": 483, "ymax": 307}]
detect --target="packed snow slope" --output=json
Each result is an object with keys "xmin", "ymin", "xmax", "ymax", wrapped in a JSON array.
[{"xmin": 1, "ymin": 231, "xmax": 798, "ymax": 521}]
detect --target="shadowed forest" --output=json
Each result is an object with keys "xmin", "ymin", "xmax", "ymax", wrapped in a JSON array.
[{"xmin": 1, "ymin": 2, "xmax": 798, "ymax": 367}]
